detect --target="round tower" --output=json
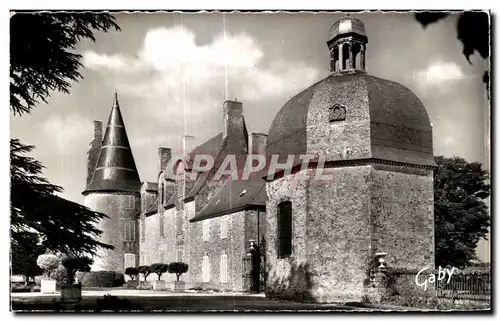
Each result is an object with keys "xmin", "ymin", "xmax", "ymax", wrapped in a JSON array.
[{"xmin": 83, "ymin": 93, "xmax": 141, "ymax": 272}]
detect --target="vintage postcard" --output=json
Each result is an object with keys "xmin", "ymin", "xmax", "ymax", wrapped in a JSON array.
[{"xmin": 9, "ymin": 10, "xmax": 491, "ymax": 312}]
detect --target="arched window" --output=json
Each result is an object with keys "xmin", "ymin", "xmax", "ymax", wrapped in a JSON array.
[
  {"xmin": 277, "ymin": 201, "xmax": 292, "ymax": 258},
  {"xmin": 352, "ymin": 42, "xmax": 361, "ymax": 69},
  {"xmin": 159, "ymin": 182, "xmax": 164, "ymax": 205},
  {"xmin": 342, "ymin": 43, "xmax": 350, "ymax": 70}
]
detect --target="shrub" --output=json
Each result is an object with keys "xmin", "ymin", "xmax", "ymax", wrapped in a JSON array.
[
  {"xmin": 168, "ymin": 262, "xmax": 189, "ymax": 281},
  {"xmin": 79, "ymin": 271, "xmax": 125, "ymax": 287},
  {"xmin": 137, "ymin": 265, "xmax": 151, "ymax": 281},
  {"xmin": 150, "ymin": 263, "xmax": 169, "ymax": 281},
  {"xmin": 36, "ymin": 254, "xmax": 60, "ymax": 277},
  {"xmin": 50, "ymin": 265, "xmax": 69, "ymax": 287},
  {"xmin": 125, "ymin": 267, "xmax": 138, "ymax": 281},
  {"xmin": 11, "ymin": 283, "xmax": 41, "ymax": 293},
  {"xmin": 61, "ymin": 256, "xmax": 93, "ymax": 284}
]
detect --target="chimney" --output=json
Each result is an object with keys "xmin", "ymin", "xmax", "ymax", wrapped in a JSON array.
[
  {"xmin": 223, "ymin": 100, "xmax": 244, "ymax": 139},
  {"xmin": 182, "ymin": 135, "xmax": 195, "ymax": 156},
  {"xmin": 86, "ymin": 121, "xmax": 103, "ymax": 187},
  {"xmin": 93, "ymin": 120, "xmax": 103, "ymax": 143},
  {"xmin": 249, "ymin": 133, "xmax": 268, "ymax": 156},
  {"xmin": 158, "ymin": 147, "xmax": 172, "ymax": 173}
]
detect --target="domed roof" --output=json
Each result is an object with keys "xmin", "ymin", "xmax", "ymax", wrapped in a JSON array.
[
  {"xmin": 328, "ymin": 16, "xmax": 367, "ymax": 44},
  {"xmin": 266, "ymin": 72, "xmax": 435, "ymax": 168}
]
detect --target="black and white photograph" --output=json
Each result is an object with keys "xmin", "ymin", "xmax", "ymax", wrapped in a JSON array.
[{"xmin": 8, "ymin": 8, "xmax": 492, "ymax": 313}]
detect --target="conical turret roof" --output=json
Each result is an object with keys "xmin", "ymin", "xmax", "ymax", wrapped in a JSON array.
[{"xmin": 83, "ymin": 93, "xmax": 141, "ymax": 194}]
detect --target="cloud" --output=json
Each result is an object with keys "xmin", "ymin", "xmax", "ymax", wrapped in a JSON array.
[
  {"xmin": 83, "ymin": 51, "xmax": 145, "ymax": 73},
  {"xmin": 82, "ymin": 26, "xmax": 320, "ymax": 125},
  {"xmin": 412, "ymin": 61, "xmax": 465, "ymax": 94},
  {"xmin": 42, "ymin": 114, "xmax": 93, "ymax": 153}
]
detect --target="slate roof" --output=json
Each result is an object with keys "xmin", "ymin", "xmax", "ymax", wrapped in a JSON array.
[
  {"xmin": 328, "ymin": 16, "xmax": 367, "ymax": 44},
  {"xmin": 190, "ymin": 176, "xmax": 266, "ymax": 222},
  {"xmin": 266, "ymin": 72, "xmax": 435, "ymax": 168},
  {"xmin": 185, "ymin": 132, "xmax": 224, "ymax": 171},
  {"xmin": 141, "ymin": 182, "xmax": 158, "ymax": 192},
  {"xmin": 144, "ymin": 196, "xmax": 158, "ymax": 216},
  {"xmin": 83, "ymin": 93, "xmax": 141, "ymax": 195},
  {"xmin": 164, "ymin": 190, "xmax": 177, "ymax": 210},
  {"xmin": 184, "ymin": 137, "xmax": 228, "ymax": 201}
]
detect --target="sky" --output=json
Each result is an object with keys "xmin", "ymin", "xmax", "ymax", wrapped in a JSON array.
[{"xmin": 9, "ymin": 12, "xmax": 490, "ymax": 259}]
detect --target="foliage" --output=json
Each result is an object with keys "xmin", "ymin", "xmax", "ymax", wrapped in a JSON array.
[
  {"xmin": 36, "ymin": 254, "xmax": 60, "ymax": 275},
  {"xmin": 11, "ymin": 283, "xmax": 41, "ymax": 293},
  {"xmin": 10, "ymin": 12, "xmax": 120, "ymax": 116},
  {"xmin": 137, "ymin": 265, "xmax": 151, "ymax": 281},
  {"xmin": 61, "ymin": 256, "xmax": 93, "ymax": 284},
  {"xmin": 150, "ymin": 263, "xmax": 169, "ymax": 281},
  {"xmin": 168, "ymin": 262, "xmax": 189, "ymax": 281},
  {"xmin": 78, "ymin": 271, "xmax": 124, "ymax": 287},
  {"xmin": 125, "ymin": 267, "xmax": 138, "ymax": 281},
  {"xmin": 414, "ymin": 12, "xmax": 490, "ymax": 91},
  {"xmin": 11, "ymin": 139, "xmax": 113, "ymax": 256},
  {"xmin": 10, "ymin": 12, "xmax": 120, "ymax": 260},
  {"xmin": 11, "ymin": 231, "xmax": 44, "ymax": 283},
  {"xmin": 434, "ymin": 156, "xmax": 490, "ymax": 268},
  {"xmin": 50, "ymin": 265, "xmax": 69, "ymax": 287}
]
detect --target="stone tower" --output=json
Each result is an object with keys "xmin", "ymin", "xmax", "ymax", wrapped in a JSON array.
[
  {"xmin": 83, "ymin": 93, "xmax": 141, "ymax": 272},
  {"xmin": 265, "ymin": 17, "xmax": 436, "ymax": 302}
]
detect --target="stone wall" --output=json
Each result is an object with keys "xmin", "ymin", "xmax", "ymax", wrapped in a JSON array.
[
  {"xmin": 265, "ymin": 164, "xmax": 435, "ymax": 303},
  {"xmin": 84, "ymin": 192, "xmax": 140, "ymax": 272},
  {"xmin": 370, "ymin": 166, "xmax": 434, "ymax": 270},
  {"xmin": 306, "ymin": 75, "xmax": 372, "ymax": 162},
  {"xmin": 265, "ymin": 171, "xmax": 311, "ymax": 301},
  {"xmin": 139, "ymin": 206, "xmax": 177, "ymax": 283},
  {"xmin": 306, "ymin": 166, "xmax": 373, "ymax": 302},
  {"xmin": 189, "ymin": 212, "xmax": 246, "ymax": 291}
]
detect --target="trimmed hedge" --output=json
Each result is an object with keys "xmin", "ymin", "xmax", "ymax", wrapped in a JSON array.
[{"xmin": 76, "ymin": 271, "xmax": 125, "ymax": 287}]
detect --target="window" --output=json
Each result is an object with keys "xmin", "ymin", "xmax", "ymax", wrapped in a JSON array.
[
  {"xmin": 124, "ymin": 253, "xmax": 136, "ymax": 269},
  {"xmin": 176, "ymin": 233, "xmax": 183, "ymax": 245},
  {"xmin": 125, "ymin": 196, "xmax": 135, "ymax": 210},
  {"xmin": 277, "ymin": 201, "xmax": 292, "ymax": 258},
  {"xmin": 159, "ymin": 183, "xmax": 164, "ymax": 205},
  {"xmin": 160, "ymin": 213, "xmax": 165, "ymax": 238},
  {"xmin": 176, "ymin": 249, "xmax": 183, "ymax": 262},
  {"xmin": 202, "ymin": 221, "xmax": 210, "ymax": 241},
  {"xmin": 202, "ymin": 255, "xmax": 210, "ymax": 282},
  {"xmin": 220, "ymin": 217, "xmax": 228, "ymax": 239},
  {"xmin": 141, "ymin": 216, "xmax": 146, "ymax": 243},
  {"xmin": 220, "ymin": 252, "xmax": 228, "ymax": 283},
  {"xmin": 123, "ymin": 220, "xmax": 136, "ymax": 242}
]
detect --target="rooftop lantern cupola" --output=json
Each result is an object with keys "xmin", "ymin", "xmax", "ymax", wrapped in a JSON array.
[{"xmin": 327, "ymin": 16, "xmax": 368, "ymax": 74}]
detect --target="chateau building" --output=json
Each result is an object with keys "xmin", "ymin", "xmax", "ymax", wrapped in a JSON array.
[{"xmin": 83, "ymin": 16, "xmax": 435, "ymax": 300}]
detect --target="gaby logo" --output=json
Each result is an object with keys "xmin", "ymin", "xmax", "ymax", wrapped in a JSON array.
[
  {"xmin": 163, "ymin": 153, "xmax": 335, "ymax": 181},
  {"xmin": 415, "ymin": 266, "xmax": 458, "ymax": 291}
]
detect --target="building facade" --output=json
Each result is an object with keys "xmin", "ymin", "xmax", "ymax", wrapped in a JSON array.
[
  {"xmin": 264, "ymin": 17, "xmax": 435, "ymax": 302},
  {"xmin": 83, "ymin": 17, "xmax": 435, "ymax": 300}
]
